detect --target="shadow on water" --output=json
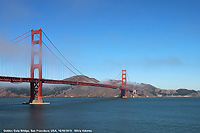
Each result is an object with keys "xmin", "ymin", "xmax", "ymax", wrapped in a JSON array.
[{"xmin": 28, "ymin": 105, "xmax": 45, "ymax": 129}]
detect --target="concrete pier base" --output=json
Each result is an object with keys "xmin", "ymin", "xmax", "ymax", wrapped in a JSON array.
[
  {"xmin": 23, "ymin": 100, "xmax": 50, "ymax": 105},
  {"xmin": 122, "ymin": 96, "xmax": 127, "ymax": 99}
]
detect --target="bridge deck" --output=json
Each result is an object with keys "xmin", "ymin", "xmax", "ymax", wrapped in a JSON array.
[{"xmin": 0, "ymin": 76, "xmax": 133, "ymax": 91}]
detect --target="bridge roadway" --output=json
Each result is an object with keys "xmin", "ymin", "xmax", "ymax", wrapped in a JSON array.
[{"xmin": 0, "ymin": 76, "xmax": 133, "ymax": 92}]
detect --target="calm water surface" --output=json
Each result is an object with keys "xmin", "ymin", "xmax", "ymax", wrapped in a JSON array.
[{"xmin": 0, "ymin": 97, "xmax": 200, "ymax": 133}]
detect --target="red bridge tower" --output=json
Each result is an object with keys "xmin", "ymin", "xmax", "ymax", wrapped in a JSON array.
[
  {"xmin": 121, "ymin": 70, "xmax": 127, "ymax": 98},
  {"xmin": 29, "ymin": 29, "xmax": 44, "ymax": 104}
]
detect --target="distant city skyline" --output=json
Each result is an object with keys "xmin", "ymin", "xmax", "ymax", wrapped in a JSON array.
[{"xmin": 0, "ymin": 0, "xmax": 200, "ymax": 90}]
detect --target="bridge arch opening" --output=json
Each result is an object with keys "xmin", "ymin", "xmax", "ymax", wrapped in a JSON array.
[
  {"xmin": 33, "ymin": 34, "xmax": 40, "ymax": 41},
  {"xmin": 34, "ymin": 68, "xmax": 39, "ymax": 79}
]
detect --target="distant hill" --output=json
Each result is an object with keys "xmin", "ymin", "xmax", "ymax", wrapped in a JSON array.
[
  {"xmin": 0, "ymin": 75, "xmax": 198, "ymax": 97},
  {"xmin": 64, "ymin": 75, "xmax": 99, "ymax": 83},
  {"xmin": 176, "ymin": 89, "xmax": 198, "ymax": 96}
]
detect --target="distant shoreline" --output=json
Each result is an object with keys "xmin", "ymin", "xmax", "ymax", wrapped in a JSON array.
[{"xmin": 0, "ymin": 96, "xmax": 199, "ymax": 98}]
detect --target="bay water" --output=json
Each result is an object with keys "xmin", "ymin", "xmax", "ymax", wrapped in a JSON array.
[{"xmin": 0, "ymin": 97, "xmax": 200, "ymax": 133}]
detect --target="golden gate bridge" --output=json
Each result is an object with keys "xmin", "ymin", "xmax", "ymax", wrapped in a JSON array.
[{"xmin": 0, "ymin": 29, "xmax": 133, "ymax": 104}]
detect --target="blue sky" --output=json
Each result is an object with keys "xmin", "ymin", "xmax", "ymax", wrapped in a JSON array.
[{"xmin": 0, "ymin": 0, "xmax": 200, "ymax": 90}]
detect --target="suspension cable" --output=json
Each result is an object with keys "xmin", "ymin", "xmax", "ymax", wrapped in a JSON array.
[
  {"xmin": 117, "ymin": 75, "xmax": 122, "ymax": 80},
  {"xmin": 12, "ymin": 30, "xmax": 31, "ymax": 41},
  {"xmin": 13, "ymin": 34, "xmax": 31, "ymax": 44},
  {"xmin": 42, "ymin": 40, "xmax": 78, "ymax": 76},
  {"xmin": 42, "ymin": 31, "xmax": 83, "ymax": 75},
  {"xmin": 114, "ymin": 71, "xmax": 121, "ymax": 80},
  {"xmin": 37, "ymin": 34, "xmax": 91, "ymax": 82}
]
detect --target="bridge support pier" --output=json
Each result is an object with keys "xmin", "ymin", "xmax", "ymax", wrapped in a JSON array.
[
  {"xmin": 121, "ymin": 89, "xmax": 127, "ymax": 98},
  {"xmin": 29, "ymin": 81, "xmax": 44, "ymax": 104}
]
